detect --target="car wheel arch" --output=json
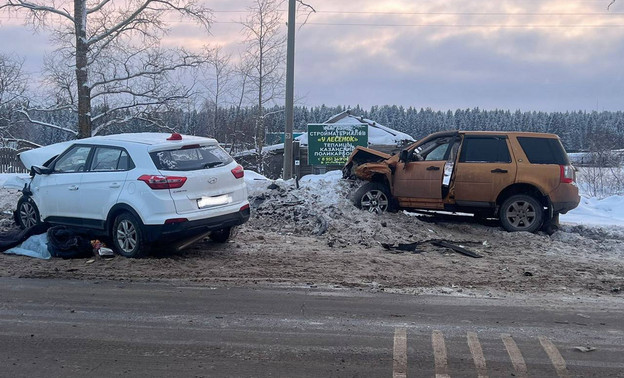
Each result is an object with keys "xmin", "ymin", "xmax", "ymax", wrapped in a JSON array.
[
  {"xmin": 106, "ymin": 203, "xmax": 144, "ymax": 234},
  {"xmin": 369, "ymin": 172, "xmax": 393, "ymax": 192},
  {"xmin": 496, "ymin": 183, "xmax": 549, "ymax": 208}
]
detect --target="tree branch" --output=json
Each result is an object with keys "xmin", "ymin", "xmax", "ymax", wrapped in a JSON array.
[
  {"xmin": 87, "ymin": 0, "xmax": 112, "ymax": 14},
  {"xmin": 0, "ymin": 0, "xmax": 74, "ymax": 22},
  {"xmin": 16, "ymin": 108, "xmax": 78, "ymax": 136},
  {"xmin": 296, "ymin": 0, "xmax": 316, "ymax": 28},
  {"xmin": 87, "ymin": 0, "xmax": 212, "ymax": 46}
]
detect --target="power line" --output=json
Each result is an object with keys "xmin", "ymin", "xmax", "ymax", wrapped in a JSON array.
[
  {"xmin": 307, "ymin": 22, "xmax": 624, "ymax": 28},
  {"xmin": 210, "ymin": 10, "xmax": 624, "ymax": 16},
  {"xmin": 213, "ymin": 21, "xmax": 624, "ymax": 28},
  {"xmin": 313, "ymin": 11, "xmax": 624, "ymax": 16}
]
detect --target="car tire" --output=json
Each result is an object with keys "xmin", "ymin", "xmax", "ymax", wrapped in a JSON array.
[
  {"xmin": 499, "ymin": 194, "xmax": 544, "ymax": 233},
  {"xmin": 112, "ymin": 212, "xmax": 148, "ymax": 258},
  {"xmin": 210, "ymin": 227, "xmax": 231, "ymax": 243},
  {"xmin": 16, "ymin": 196, "xmax": 41, "ymax": 229},
  {"xmin": 352, "ymin": 182, "xmax": 395, "ymax": 214}
]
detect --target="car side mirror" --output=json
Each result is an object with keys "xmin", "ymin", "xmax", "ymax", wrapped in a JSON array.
[
  {"xmin": 399, "ymin": 149, "xmax": 409, "ymax": 162},
  {"xmin": 30, "ymin": 165, "xmax": 52, "ymax": 176}
]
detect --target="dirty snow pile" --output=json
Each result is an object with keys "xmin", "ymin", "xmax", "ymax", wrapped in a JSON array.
[
  {"xmin": 245, "ymin": 171, "xmax": 367, "ymax": 242},
  {"xmin": 245, "ymin": 171, "xmax": 476, "ymax": 250}
]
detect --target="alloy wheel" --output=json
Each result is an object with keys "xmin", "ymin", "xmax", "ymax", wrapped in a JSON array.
[
  {"xmin": 116, "ymin": 219, "xmax": 138, "ymax": 253},
  {"xmin": 360, "ymin": 190, "xmax": 389, "ymax": 214},
  {"xmin": 505, "ymin": 200, "xmax": 537, "ymax": 229},
  {"xmin": 19, "ymin": 201, "xmax": 38, "ymax": 228}
]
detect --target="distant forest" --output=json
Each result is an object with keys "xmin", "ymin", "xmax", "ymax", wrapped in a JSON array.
[{"xmin": 4, "ymin": 105, "xmax": 624, "ymax": 153}]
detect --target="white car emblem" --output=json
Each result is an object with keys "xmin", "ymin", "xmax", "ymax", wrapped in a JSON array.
[{"xmin": 207, "ymin": 177, "xmax": 218, "ymax": 184}]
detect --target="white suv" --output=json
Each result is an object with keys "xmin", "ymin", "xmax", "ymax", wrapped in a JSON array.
[{"xmin": 16, "ymin": 133, "xmax": 250, "ymax": 257}]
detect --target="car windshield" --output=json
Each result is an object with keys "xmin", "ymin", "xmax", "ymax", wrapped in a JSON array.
[{"xmin": 150, "ymin": 145, "xmax": 233, "ymax": 171}]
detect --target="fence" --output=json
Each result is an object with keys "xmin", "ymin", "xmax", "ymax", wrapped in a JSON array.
[
  {"xmin": 0, "ymin": 147, "xmax": 29, "ymax": 173},
  {"xmin": 0, "ymin": 139, "xmax": 39, "ymax": 174}
]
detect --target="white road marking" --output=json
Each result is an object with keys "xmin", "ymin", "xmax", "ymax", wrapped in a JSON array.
[
  {"xmin": 467, "ymin": 331, "xmax": 488, "ymax": 378},
  {"xmin": 539, "ymin": 336, "xmax": 571, "ymax": 378},
  {"xmin": 393, "ymin": 328, "xmax": 407, "ymax": 378},
  {"xmin": 432, "ymin": 330, "xmax": 451, "ymax": 378},
  {"xmin": 502, "ymin": 334, "xmax": 528, "ymax": 378}
]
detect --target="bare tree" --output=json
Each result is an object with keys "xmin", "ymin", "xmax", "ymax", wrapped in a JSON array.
[
  {"xmin": 0, "ymin": 54, "xmax": 26, "ymax": 107},
  {"xmin": 240, "ymin": 0, "xmax": 287, "ymax": 164},
  {"xmin": 1, "ymin": 0, "xmax": 213, "ymax": 138},
  {"xmin": 228, "ymin": 57, "xmax": 254, "ymax": 154},
  {"xmin": 201, "ymin": 46, "xmax": 234, "ymax": 139},
  {"xmin": 0, "ymin": 54, "xmax": 27, "ymax": 138}
]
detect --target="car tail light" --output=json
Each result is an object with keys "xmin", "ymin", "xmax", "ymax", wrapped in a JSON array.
[
  {"xmin": 231, "ymin": 165, "xmax": 244, "ymax": 179},
  {"xmin": 138, "ymin": 175, "xmax": 187, "ymax": 189},
  {"xmin": 240, "ymin": 204, "xmax": 250, "ymax": 212},
  {"xmin": 560, "ymin": 165, "xmax": 575, "ymax": 184},
  {"xmin": 165, "ymin": 218, "xmax": 188, "ymax": 224}
]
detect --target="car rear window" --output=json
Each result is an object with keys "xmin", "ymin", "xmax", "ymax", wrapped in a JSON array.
[
  {"xmin": 459, "ymin": 136, "xmax": 511, "ymax": 163},
  {"xmin": 150, "ymin": 145, "xmax": 234, "ymax": 171},
  {"xmin": 517, "ymin": 137, "xmax": 569, "ymax": 165}
]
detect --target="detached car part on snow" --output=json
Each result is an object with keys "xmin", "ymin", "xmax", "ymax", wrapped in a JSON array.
[
  {"xmin": 344, "ymin": 131, "xmax": 580, "ymax": 233},
  {"xmin": 15, "ymin": 133, "xmax": 250, "ymax": 257}
]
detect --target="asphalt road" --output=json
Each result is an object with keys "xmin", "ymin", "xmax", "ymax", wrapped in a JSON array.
[{"xmin": 0, "ymin": 278, "xmax": 622, "ymax": 378}]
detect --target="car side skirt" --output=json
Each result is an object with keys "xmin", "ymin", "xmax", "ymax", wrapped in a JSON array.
[{"xmin": 44, "ymin": 216, "xmax": 106, "ymax": 230}]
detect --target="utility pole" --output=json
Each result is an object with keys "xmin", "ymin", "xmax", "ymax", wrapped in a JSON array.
[{"xmin": 283, "ymin": 0, "xmax": 296, "ymax": 180}]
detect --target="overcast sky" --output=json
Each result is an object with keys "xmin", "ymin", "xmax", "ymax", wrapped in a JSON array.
[{"xmin": 2, "ymin": 0, "xmax": 624, "ymax": 112}]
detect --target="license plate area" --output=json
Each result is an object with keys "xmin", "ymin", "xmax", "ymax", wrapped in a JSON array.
[{"xmin": 197, "ymin": 194, "xmax": 232, "ymax": 209}]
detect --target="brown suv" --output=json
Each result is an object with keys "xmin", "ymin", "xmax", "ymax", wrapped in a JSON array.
[{"xmin": 343, "ymin": 131, "xmax": 580, "ymax": 232}]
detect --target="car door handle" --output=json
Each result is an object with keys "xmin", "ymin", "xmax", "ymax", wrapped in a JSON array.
[
  {"xmin": 491, "ymin": 168, "xmax": 508, "ymax": 173},
  {"xmin": 427, "ymin": 166, "xmax": 440, "ymax": 171},
  {"xmin": 109, "ymin": 183, "xmax": 121, "ymax": 188},
  {"xmin": 68, "ymin": 185, "xmax": 79, "ymax": 191}
]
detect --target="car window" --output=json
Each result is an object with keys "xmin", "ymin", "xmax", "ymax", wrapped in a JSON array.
[
  {"xmin": 90, "ymin": 147, "xmax": 133, "ymax": 172},
  {"xmin": 517, "ymin": 137, "xmax": 569, "ymax": 165},
  {"xmin": 459, "ymin": 136, "xmax": 511, "ymax": 163},
  {"xmin": 150, "ymin": 145, "xmax": 234, "ymax": 171},
  {"xmin": 425, "ymin": 143, "xmax": 450, "ymax": 161},
  {"xmin": 54, "ymin": 146, "xmax": 91, "ymax": 173},
  {"xmin": 413, "ymin": 137, "xmax": 452, "ymax": 161}
]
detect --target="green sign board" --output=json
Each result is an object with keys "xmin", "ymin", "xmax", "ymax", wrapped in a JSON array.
[{"xmin": 307, "ymin": 124, "xmax": 368, "ymax": 165}]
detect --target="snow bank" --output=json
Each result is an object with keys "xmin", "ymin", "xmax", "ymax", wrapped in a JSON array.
[
  {"xmin": 244, "ymin": 170, "xmax": 346, "ymax": 209},
  {"xmin": 0, "ymin": 173, "xmax": 31, "ymax": 190},
  {"xmin": 298, "ymin": 171, "xmax": 345, "ymax": 207},
  {"xmin": 561, "ymin": 195, "xmax": 624, "ymax": 226}
]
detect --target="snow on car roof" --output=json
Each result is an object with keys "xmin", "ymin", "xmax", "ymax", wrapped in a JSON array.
[
  {"xmin": 19, "ymin": 133, "xmax": 217, "ymax": 168},
  {"xmin": 92, "ymin": 133, "xmax": 217, "ymax": 145}
]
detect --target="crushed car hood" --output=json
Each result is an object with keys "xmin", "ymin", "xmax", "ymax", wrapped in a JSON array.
[
  {"xmin": 343, "ymin": 146, "xmax": 405, "ymax": 180},
  {"xmin": 18, "ymin": 140, "xmax": 75, "ymax": 169},
  {"xmin": 342, "ymin": 146, "xmax": 391, "ymax": 178}
]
